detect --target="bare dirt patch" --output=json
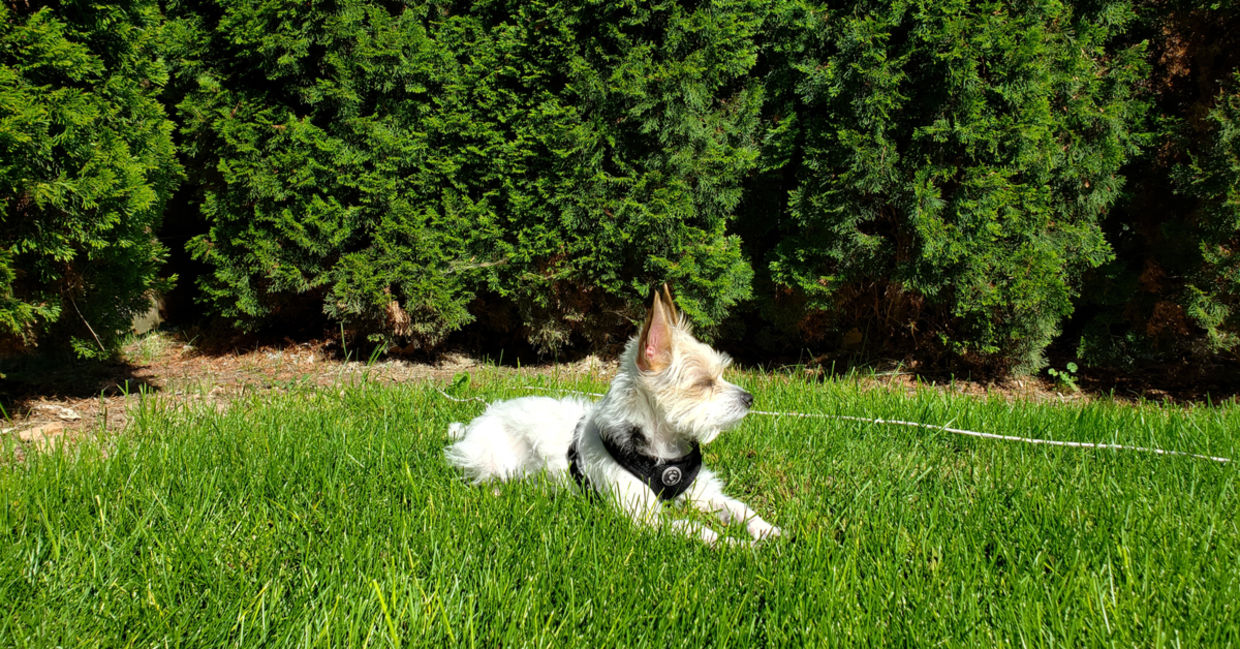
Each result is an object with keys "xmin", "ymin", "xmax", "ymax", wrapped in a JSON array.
[
  {"xmin": 1, "ymin": 331, "xmax": 618, "ymax": 454},
  {"xmin": 4, "ymin": 330, "xmax": 1236, "ymax": 456}
]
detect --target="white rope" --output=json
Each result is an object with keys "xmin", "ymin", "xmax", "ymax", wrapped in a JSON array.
[
  {"xmin": 435, "ymin": 388, "xmax": 489, "ymax": 404},
  {"xmin": 751, "ymin": 409, "xmax": 1231, "ymax": 464},
  {"xmin": 515, "ymin": 386, "xmax": 1231, "ymax": 464}
]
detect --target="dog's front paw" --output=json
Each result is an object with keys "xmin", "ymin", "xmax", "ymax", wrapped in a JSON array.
[{"xmin": 747, "ymin": 520, "xmax": 782, "ymax": 542}]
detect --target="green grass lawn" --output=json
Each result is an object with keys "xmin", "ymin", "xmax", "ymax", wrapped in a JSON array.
[{"xmin": 2, "ymin": 370, "xmax": 1237, "ymax": 647}]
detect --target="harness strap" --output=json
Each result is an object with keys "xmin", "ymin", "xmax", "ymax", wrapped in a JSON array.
[
  {"xmin": 567, "ymin": 436, "xmax": 592, "ymax": 493},
  {"xmin": 566, "ymin": 420, "xmax": 702, "ymax": 502}
]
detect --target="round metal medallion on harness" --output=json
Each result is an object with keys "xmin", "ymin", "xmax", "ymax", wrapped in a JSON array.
[{"xmin": 661, "ymin": 466, "xmax": 683, "ymax": 486}]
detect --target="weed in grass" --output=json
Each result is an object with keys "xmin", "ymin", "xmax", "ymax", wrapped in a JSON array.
[
  {"xmin": 1047, "ymin": 362, "xmax": 1081, "ymax": 393},
  {"xmin": 122, "ymin": 331, "xmax": 173, "ymax": 365}
]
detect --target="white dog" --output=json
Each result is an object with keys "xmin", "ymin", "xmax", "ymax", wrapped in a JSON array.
[{"xmin": 445, "ymin": 285, "xmax": 780, "ymax": 546}]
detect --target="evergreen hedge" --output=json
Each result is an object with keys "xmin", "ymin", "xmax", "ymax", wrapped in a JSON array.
[
  {"xmin": 748, "ymin": 0, "xmax": 1148, "ymax": 371},
  {"xmin": 1073, "ymin": 2, "xmax": 1240, "ymax": 368},
  {"xmin": 0, "ymin": 1, "xmax": 178, "ymax": 357},
  {"xmin": 3, "ymin": 0, "xmax": 1237, "ymax": 374},
  {"xmin": 165, "ymin": 0, "xmax": 763, "ymax": 352},
  {"xmin": 1179, "ymin": 76, "xmax": 1240, "ymax": 357}
]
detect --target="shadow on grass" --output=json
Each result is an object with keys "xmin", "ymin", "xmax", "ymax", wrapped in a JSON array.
[
  {"xmin": 731, "ymin": 349, "xmax": 1240, "ymax": 406},
  {"xmin": 1070, "ymin": 360, "xmax": 1240, "ymax": 405},
  {"xmin": 5, "ymin": 322, "xmax": 1238, "ymax": 418},
  {"xmin": 0, "ymin": 353, "xmax": 160, "ymax": 416},
  {"xmin": 174, "ymin": 318, "xmax": 601, "ymax": 370}
]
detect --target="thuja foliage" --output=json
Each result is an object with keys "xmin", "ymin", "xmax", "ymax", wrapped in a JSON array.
[
  {"xmin": 0, "ymin": 2, "xmax": 178, "ymax": 357},
  {"xmin": 752, "ymin": 0, "xmax": 1148, "ymax": 370},
  {"xmin": 9, "ymin": 0, "xmax": 1231, "ymax": 374},
  {"xmin": 1073, "ymin": 2, "xmax": 1240, "ymax": 368},
  {"xmin": 1176, "ymin": 77, "xmax": 1240, "ymax": 357},
  {"xmin": 167, "ymin": 0, "xmax": 763, "ymax": 351}
]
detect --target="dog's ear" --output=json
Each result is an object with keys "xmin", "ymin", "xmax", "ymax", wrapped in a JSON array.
[
  {"xmin": 659, "ymin": 283, "xmax": 679, "ymax": 324},
  {"xmin": 637, "ymin": 286, "xmax": 675, "ymax": 372}
]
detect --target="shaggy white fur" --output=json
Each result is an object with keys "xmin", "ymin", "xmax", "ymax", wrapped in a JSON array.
[{"xmin": 445, "ymin": 286, "xmax": 781, "ymax": 546}]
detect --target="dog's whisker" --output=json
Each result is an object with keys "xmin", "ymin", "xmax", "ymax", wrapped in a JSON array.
[{"xmin": 522, "ymin": 385, "xmax": 604, "ymax": 398}]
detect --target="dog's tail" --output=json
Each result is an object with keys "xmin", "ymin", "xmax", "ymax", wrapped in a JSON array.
[{"xmin": 447, "ymin": 422, "xmax": 466, "ymax": 440}]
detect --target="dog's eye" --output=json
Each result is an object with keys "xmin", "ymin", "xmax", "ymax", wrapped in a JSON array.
[{"xmin": 696, "ymin": 378, "xmax": 715, "ymax": 390}]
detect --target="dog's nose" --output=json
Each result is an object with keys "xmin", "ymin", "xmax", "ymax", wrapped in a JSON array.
[{"xmin": 739, "ymin": 390, "xmax": 754, "ymax": 409}]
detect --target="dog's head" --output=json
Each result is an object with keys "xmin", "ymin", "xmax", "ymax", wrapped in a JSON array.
[{"xmin": 629, "ymin": 284, "xmax": 753, "ymax": 444}]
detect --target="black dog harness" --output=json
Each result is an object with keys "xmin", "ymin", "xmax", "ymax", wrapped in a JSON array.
[{"xmin": 568, "ymin": 422, "xmax": 702, "ymax": 501}]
